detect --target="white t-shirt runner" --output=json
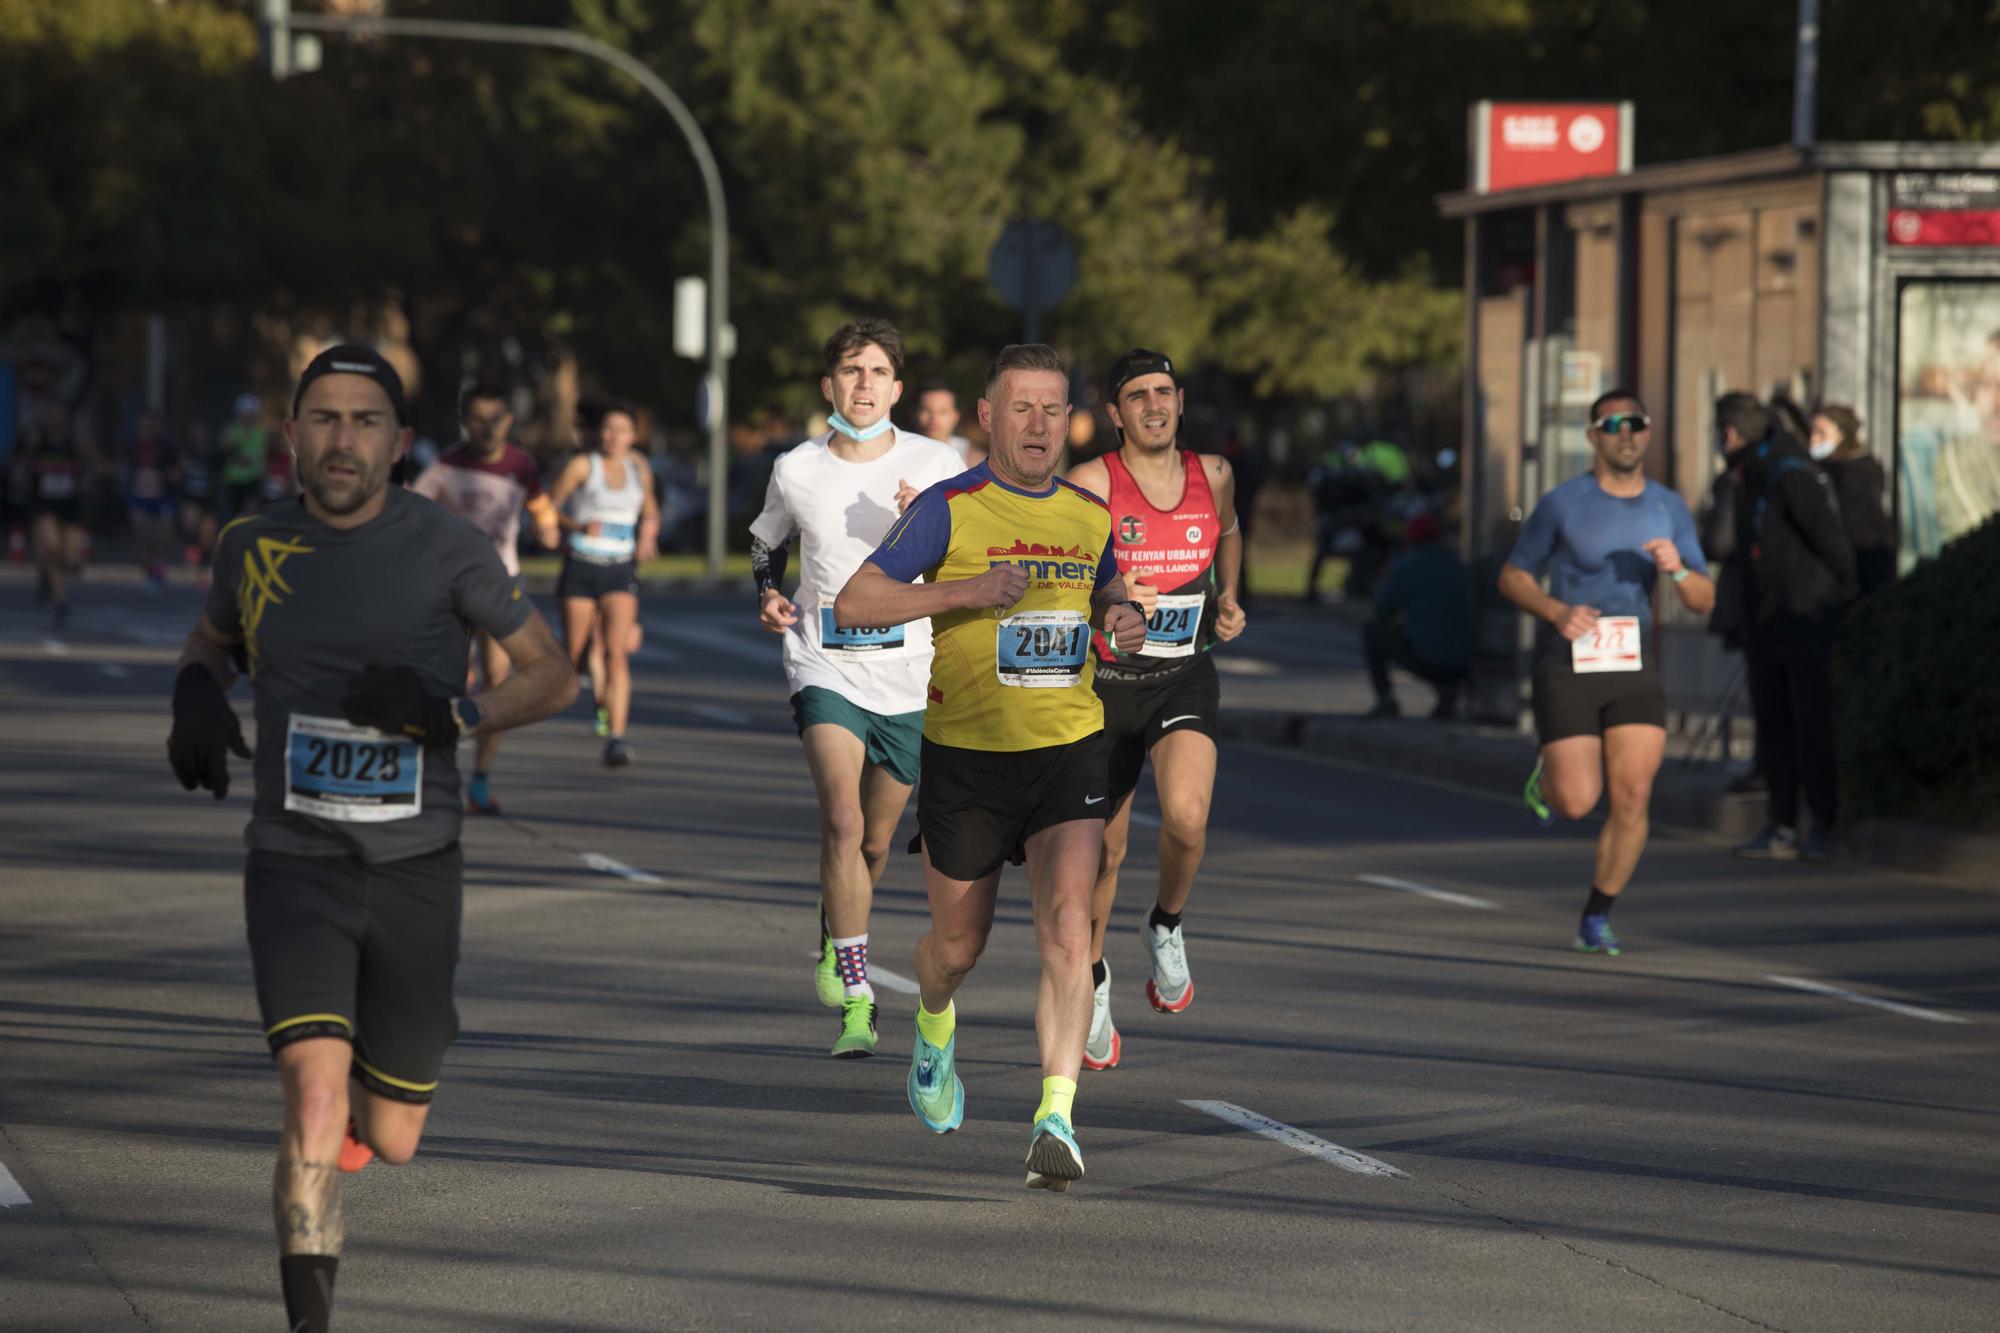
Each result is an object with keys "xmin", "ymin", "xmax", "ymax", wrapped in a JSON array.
[{"xmin": 749, "ymin": 428, "xmax": 963, "ymax": 717}]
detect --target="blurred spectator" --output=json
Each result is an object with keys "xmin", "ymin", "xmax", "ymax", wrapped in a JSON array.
[
  {"xmin": 1809, "ymin": 404, "xmax": 1895, "ymax": 596},
  {"xmin": 124, "ymin": 407, "xmax": 178, "ymax": 591},
  {"xmin": 1305, "ymin": 442, "xmax": 1385, "ymax": 603},
  {"xmin": 220, "ymin": 393, "xmax": 269, "ymax": 519},
  {"xmin": 1699, "ymin": 441, "xmax": 1766, "ymax": 795},
  {"xmin": 1362, "ymin": 510, "xmax": 1470, "ymax": 719},
  {"xmin": 915, "ymin": 381, "xmax": 980, "ymax": 465},
  {"xmin": 177, "ymin": 420, "xmax": 221, "ymax": 576},
  {"xmin": 24, "ymin": 400, "xmax": 91, "ymax": 628},
  {"xmin": 1718, "ymin": 392, "xmax": 1857, "ymax": 864}
]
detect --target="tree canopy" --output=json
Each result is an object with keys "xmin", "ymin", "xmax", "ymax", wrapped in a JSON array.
[{"xmin": 5, "ymin": 0, "xmax": 1998, "ymax": 431}]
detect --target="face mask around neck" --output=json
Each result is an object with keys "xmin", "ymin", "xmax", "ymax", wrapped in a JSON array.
[
  {"xmin": 828, "ymin": 412, "xmax": 892, "ymax": 442},
  {"xmin": 1809, "ymin": 440, "xmax": 1837, "ymax": 461}
]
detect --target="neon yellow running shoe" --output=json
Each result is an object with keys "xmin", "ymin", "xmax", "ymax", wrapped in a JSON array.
[
  {"xmin": 1524, "ymin": 758, "xmax": 1553, "ymax": 825},
  {"xmin": 593, "ymin": 705, "xmax": 611, "ymax": 738},
  {"xmin": 830, "ymin": 995, "xmax": 878, "ymax": 1059},
  {"xmin": 815, "ymin": 927, "xmax": 841, "ymax": 1008}
]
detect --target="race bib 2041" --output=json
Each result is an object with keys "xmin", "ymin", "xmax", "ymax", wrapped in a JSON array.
[{"xmin": 996, "ymin": 609, "xmax": 1090, "ymax": 688}]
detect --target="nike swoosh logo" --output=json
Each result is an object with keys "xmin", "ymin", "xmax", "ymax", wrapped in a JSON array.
[
  {"xmin": 1160, "ymin": 714, "xmax": 1201, "ymax": 728},
  {"xmin": 1084, "ymin": 795, "xmax": 1107, "ymax": 805}
]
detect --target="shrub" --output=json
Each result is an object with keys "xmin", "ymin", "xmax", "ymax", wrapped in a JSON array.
[{"xmin": 1835, "ymin": 513, "xmax": 2000, "ymax": 829}]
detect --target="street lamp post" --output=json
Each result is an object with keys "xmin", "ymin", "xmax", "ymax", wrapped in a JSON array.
[{"xmin": 270, "ymin": 10, "xmax": 734, "ymax": 580}]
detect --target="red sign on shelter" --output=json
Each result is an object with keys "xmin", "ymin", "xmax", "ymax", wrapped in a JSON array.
[{"xmin": 1472, "ymin": 101, "xmax": 1633, "ymax": 194}]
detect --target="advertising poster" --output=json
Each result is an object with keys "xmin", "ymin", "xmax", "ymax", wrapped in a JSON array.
[{"xmin": 1896, "ymin": 281, "xmax": 2000, "ymax": 565}]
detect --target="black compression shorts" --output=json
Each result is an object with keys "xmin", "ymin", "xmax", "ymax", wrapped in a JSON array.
[
  {"xmin": 1094, "ymin": 655, "xmax": 1221, "ymax": 803},
  {"xmin": 1531, "ymin": 663, "xmax": 1666, "ymax": 743},
  {"xmin": 914, "ymin": 733, "xmax": 1109, "ymax": 881},
  {"xmin": 557, "ymin": 555, "xmax": 639, "ymax": 601},
  {"xmin": 245, "ymin": 842, "xmax": 463, "ymax": 1104}
]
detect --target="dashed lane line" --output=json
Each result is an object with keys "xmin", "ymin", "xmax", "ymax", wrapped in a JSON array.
[
  {"xmin": 1181, "ymin": 1100, "xmax": 1408, "ymax": 1178},
  {"xmin": 1357, "ymin": 873, "xmax": 1498, "ymax": 911},
  {"xmin": 0, "ymin": 1164, "xmax": 30, "ymax": 1208},
  {"xmin": 1766, "ymin": 975, "xmax": 1969, "ymax": 1025}
]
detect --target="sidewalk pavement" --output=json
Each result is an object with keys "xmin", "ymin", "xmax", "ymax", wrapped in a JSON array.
[{"xmin": 1215, "ymin": 600, "xmax": 1998, "ymax": 888}]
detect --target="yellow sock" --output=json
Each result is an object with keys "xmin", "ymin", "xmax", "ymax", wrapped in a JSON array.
[
  {"xmin": 1034, "ymin": 1075, "xmax": 1076, "ymax": 1126},
  {"xmin": 916, "ymin": 1000, "xmax": 955, "ymax": 1048}
]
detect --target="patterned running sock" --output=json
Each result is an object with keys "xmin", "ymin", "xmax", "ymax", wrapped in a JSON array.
[{"xmin": 831, "ymin": 933, "xmax": 874, "ymax": 999}]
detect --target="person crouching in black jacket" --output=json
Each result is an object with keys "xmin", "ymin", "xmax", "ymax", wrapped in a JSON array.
[
  {"xmin": 1715, "ymin": 392, "xmax": 1858, "ymax": 863},
  {"xmin": 1808, "ymin": 404, "xmax": 1895, "ymax": 596}
]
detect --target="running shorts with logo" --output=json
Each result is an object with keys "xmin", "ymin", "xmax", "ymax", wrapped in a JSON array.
[
  {"xmin": 1506, "ymin": 474, "xmax": 1705, "ymax": 745},
  {"xmin": 916, "ymin": 732, "xmax": 1110, "ymax": 879},
  {"xmin": 866, "ymin": 461, "xmax": 1118, "ymax": 875},
  {"xmin": 792, "ymin": 686, "xmax": 923, "ymax": 786},
  {"xmin": 205, "ymin": 489, "xmax": 530, "ymax": 1082},
  {"xmin": 247, "ymin": 842, "xmax": 462, "ymax": 1104},
  {"xmin": 1092, "ymin": 447, "xmax": 1225, "ymax": 801},
  {"xmin": 1097, "ymin": 654, "xmax": 1221, "ymax": 801}
]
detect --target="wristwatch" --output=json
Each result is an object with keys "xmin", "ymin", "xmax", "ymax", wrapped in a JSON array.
[
  {"xmin": 1123, "ymin": 599, "xmax": 1148, "ymax": 621},
  {"xmin": 452, "ymin": 697, "xmax": 482, "ymax": 737},
  {"xmin": 1669, "ymin": 568, "xmax": 1690, "ymax": 584}
]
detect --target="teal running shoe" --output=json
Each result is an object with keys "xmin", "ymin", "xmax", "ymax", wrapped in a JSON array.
[
  {"xmin": 1025, "ymin": 1113, "xmax": 1084, "ymax": 1191},
  {"xmin": 814, "ymin": 926, "xmax": 841, "ymax": 1009},
  {"xmin": 907, "ymin": 1022, "xmax": 964, "ymax": 1134},
  {"xmin": 1524, "ymin": 758, "xmax": 1553, "ymax": 825},
  {"xmin": 1574, "ymin": 914, "xmax": 1621, "ymax": 956}
]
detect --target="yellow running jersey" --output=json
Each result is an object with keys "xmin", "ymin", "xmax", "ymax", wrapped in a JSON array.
[{"xmin": 867, "ymin": 462, "xmax": 1117, "ymax": 751}]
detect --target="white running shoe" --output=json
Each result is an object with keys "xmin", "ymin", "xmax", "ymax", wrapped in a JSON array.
[
  {"xmin": 1082, "ymin": 962, "xmax": 1120, "ymax": 1070},
  {"xmin": 1144, "ymin": 915, "xmax": 1193, "ymax": 1013}
]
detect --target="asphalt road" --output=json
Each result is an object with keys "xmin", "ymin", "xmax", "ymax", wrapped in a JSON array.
[{"xmin": 2, "ymin": 578, "xmax": 1996, "ymax": 1331}]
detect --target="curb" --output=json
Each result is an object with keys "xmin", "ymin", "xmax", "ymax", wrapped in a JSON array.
[{"xmin": 1221, "ymin": 708, "xmax": 1994, "ymax": 888}]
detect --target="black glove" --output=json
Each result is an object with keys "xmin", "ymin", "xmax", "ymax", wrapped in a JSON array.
[
  {"xmin": 341, "ymin": 664, "xmax": 458, "ymax": 748},
  {"xmin": 168, "ymin": 663, "xmax": 252, "ymax": 800}
]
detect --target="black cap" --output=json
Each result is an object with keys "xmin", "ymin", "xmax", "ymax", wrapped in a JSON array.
[
  {"xmin": 1106, "ymin": 348, "xmax": 1176, "ymax": 402},
  {"xmin": 292, "ymin": 343, "xmax": 410, "ymax": 425}
]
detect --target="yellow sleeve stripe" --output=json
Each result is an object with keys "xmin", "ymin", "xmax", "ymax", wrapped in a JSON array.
[
  {"xmin": 353, "ymin": 1056, "xmax": 439, "ymax": 1094},
  {"xmin": 266, "ymin": 1013, "xmax": 354, "ymax": 1039}
]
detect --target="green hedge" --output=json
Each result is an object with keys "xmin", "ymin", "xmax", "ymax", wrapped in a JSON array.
[{"xmin": 1835, "ymin": 514, "xmax": 2000, "ymax": 829}]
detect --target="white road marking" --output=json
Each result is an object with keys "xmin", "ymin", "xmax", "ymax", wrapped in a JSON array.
[
  {"xmin": 0, "ymin": 1164, "xmax": 30, "ymax": 1208},
  {"xmin": 1766, "ymin": 975, "xmax": 1969, "ymax": 1025},
  {"xmin": 96, "ymin": 663, "xmax": 130, "ymax": 679},
  {"xmin": 867, "ymin": 965, "xmax": 920, "ymax": 995},
  {"xmin": 577, "ymin": 852, "xmax": 666, "ymax": 885},
  {"xmin": 691, "ymin": 703, "xmax": 751, "ymax": 725},
  {"xmin": 41, "ymin": 639, "xmax": 69, "ymax": 656},
  {"xmin": 1213, "ymin": 656, "xmax": 1279, "ymax": 677},
  {"xmin": 1130, "ymin": 810, "xmax": 1162, "ymax": 828},
  {"xmin": 1182, "ymin": 1100, "xmax": 1407, "ymax": 1178},
  {"xmin": 1357, "ymin": 873, "xmax": 1498, "ymax": 911}
]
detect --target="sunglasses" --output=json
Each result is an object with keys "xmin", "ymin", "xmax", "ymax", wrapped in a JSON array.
[{"xmin": 1592, "ymin": 413, "xmax": 1651, "ymax": 434}]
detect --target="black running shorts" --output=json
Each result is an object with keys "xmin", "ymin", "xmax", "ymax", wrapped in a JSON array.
[
  {"xmin": 1531, "ymin": 663, "xmax": 1666, "ymax": 743},
  {"xmin": 245, "ymin": 842, "xmax": 463, "ymax": 1104},
  {"xmin": 915, "ymin": 732, "xmax": 1110, "ymax": 881},
  {"xmin": 1094, "ymin": 655, "xmax": 1221, "ymax": 803},
  {"xmin": 557, "ymin": 555, "xmax": 639, "ymax": 601}
]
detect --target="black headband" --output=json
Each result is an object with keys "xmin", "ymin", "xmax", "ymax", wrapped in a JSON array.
[
  {"xmin": 292, "ymin": 343, "xmax": 410, "ymax": 425},
  {"xmin": 1106, "ymin": 348, "xmax": 1176, "ymax": 401}
]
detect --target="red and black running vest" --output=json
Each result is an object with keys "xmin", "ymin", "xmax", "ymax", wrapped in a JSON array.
[{"xmin": 1093, "ymin": 448, "xmax": 1222, "ymax": 675}]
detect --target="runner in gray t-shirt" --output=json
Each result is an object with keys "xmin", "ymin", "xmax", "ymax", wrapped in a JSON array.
[{"xmin": 167, "ymin": 344, "xmax": 576, "ymax": 1333}]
